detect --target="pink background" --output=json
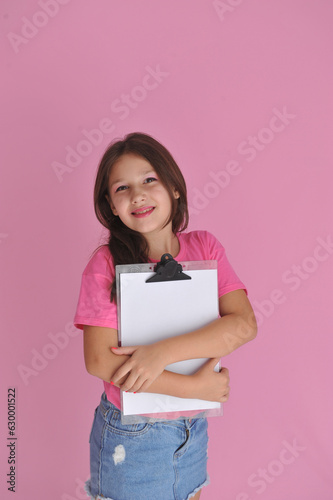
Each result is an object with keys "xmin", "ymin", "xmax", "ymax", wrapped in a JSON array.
[{"xmin": 1, "ymin": 1, "xmax": 332, "ymax": 499}]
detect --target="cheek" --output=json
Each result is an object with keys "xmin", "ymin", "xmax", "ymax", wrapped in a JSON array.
[
  {"xmin": 153, "ymin": 185, "xmax": 173, "ymax": 201},
  {"xmin": 112, "ymin": 196, "xmax": 129, "ymax": 215},
  {"xmin": 110, "ymin": 196, "xmax": 121, "ymax": 213}
]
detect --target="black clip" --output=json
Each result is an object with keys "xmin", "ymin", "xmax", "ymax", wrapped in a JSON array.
[{"xmin": 146, "ymin": 253, "xmax": 191, "ymax": 283}]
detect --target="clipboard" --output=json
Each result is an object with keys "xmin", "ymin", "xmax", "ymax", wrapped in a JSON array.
[{"xmin": 116, "ymin": 254, "xmax": 223, "ymax": 423}]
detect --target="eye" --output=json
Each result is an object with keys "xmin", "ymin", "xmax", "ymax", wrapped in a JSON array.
[
  {"xmin": 115, "ymin": 185, "xmax": 128, "ymax": 193},
  {"xmin": 144, "ymin": 177, "xmax": 157, "ymax": 184}
]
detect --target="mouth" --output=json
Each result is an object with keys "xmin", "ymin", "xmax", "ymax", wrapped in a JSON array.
[{"xmin": 131, "ymin": 206, "xmax": 155, "ymax": 218}]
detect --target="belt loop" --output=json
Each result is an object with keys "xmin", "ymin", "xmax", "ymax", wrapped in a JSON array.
[
  {"xmin": 99, "ymin": 399, "xmax": 107, "ymax": 417},
  {"xmin": 99, "ymin": 393, "xmax": 111, "ymax": 418}
]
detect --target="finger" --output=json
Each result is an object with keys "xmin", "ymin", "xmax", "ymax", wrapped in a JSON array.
[
  {"xmin": 111, "ymin": 361, "xmax": 133, "ymax": 384},
  {"xmin": 222, "ymin": 387, "xmax": 230, "ymax": 401},
  {"xmin": 111, "ymin": 345, "xmax": 138, "ymax": 355},
  {"xmin": 126, "ymin": 378, "xmax": 145, "ymax": 394},
  {"xmin": 124, "ymin": 371, "xmax": 155, "ymax": 393},
  {"xmin": 219, "ymin": 367, "xmax": 230, "ymax": 380},
  {"xmin": 120, "ymin": 371, "xmax": 145, "ymax": 392},
  {"xmin": 221, "ymin": 394, "xmax": 229, "ymax": 402},
  {"xmin": 125, "ymin": 375, "xmax": 145, "ymax": 393},
  {"xmin": 218, "ymin": 370, "xmax": 230, "ymax": 386},
  {"xmin": 205, "ymin": 357, "xmax": 220, "ymax": 369},
  {"xmin": 133, "ymin": 378, "xmax": 153, "ymax": 394}
]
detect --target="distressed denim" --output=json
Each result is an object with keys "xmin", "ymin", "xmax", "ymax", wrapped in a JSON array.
[{"xmin": 85, "ymin": 392, "xmax": 210, "ymax": 500}]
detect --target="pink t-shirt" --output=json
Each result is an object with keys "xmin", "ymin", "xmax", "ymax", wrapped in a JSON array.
[{"xmin": 74, "ymin": 230, "xmax": 247, "ymax": 410}]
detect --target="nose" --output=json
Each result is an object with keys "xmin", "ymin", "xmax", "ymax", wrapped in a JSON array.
[{"xmin": 131, "ymin": 185, "xmax": 146, "ymax": 204}]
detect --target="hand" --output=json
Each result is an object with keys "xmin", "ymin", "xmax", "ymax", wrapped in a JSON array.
[
  {"xmin": 192, "ymin": 358, "xmax": 230, "ymax": 403},
  {"xmin": 110, "ymin": 344, "xmax": 167, "ymax": 393}
]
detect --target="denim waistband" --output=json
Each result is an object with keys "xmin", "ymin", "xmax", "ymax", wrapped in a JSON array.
[{"xmin": 99, "ymin": 392, "xmax": 207, "ymax": 425}]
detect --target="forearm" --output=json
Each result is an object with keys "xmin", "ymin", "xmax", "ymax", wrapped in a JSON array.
[
  {"xmin": 159, "ymin": 312, "xmax": 257, "ymax": 365},
  {"xmin": 132, "ymin": 370, "xmax": 196, "ymax": 399},
  {"xmin": 88, "ymin": 352, "xmax": 197, "ymax": 399}
]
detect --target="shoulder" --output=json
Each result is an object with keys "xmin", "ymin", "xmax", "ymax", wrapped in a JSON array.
[
  {"xmin": 83, "ymin": 245, "xmax": 114, "ymax": 277},
  {"xmin": 178, "ymin": 230, "xmax": 226, "ymax": 261},
  {"xmin": 180, "ymin": 230, "xmax": 224, "ymax": 250}
]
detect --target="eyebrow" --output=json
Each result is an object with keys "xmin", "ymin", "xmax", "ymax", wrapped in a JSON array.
[{"xmin": 110, "ymin": 170, "xmax": 157, "ymax": 187}]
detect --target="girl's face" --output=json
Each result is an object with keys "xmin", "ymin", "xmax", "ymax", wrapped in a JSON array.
[{"xmin": 107, "ymin": 154, "xmax": 179, "ymax": 238}]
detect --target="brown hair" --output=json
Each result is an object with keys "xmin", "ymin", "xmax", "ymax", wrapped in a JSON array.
[{"xmin": 93, "ymin": 132, "xmax": 189, "ymax": 302}]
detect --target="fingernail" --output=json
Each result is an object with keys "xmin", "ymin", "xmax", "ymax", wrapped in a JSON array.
[
  {"xmin": 110, "ymin": 381, "xmax": 114, "ymax": 385},
  {"xmin": 112, "ymin": 347, "xmax": 118, "ymax": 350},
  {"xmin": 134, "ymin": 392, "xmax": 136, "ymax": 394}
]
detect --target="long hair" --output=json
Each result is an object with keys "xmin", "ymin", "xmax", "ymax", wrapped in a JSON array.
[{"xmin": 93, "ymin": 132, "xmax": 189, "ymax": 302}]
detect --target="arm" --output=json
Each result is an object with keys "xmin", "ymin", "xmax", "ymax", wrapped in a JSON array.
[
  {"xmin": 83, "ymin": 325, "xmax": 229, "ymax": 402},
  {"xmin": 157, "ymin": 289, "xmax": 257, "ymax": 363},
  {"xmin": 112, "ymin": 289, "xmax": 257, "ymax": 388}
]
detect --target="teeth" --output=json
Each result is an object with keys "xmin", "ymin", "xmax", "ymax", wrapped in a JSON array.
[{"xmin": 134, "ymin": 208, "xmax": 153, "ymax": 214}]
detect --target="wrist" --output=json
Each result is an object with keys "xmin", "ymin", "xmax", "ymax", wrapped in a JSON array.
[
  {"xmin": 146, "ymin": 370, "xmax": 196, "ymax": 399},
  {"xmin": 172, "ymin": 372, "xmax": 198, "ymax": 399},
  {"xmin": 156, "ymin": 338, "xmax": 175, "ymax": 366},
  {"xmin": 177, "ymin": 373, "xmax": 199, "ymax": 399},
  {"xmin": 189, "ymin": 371, "xmax": 202, "ymax": 399}
]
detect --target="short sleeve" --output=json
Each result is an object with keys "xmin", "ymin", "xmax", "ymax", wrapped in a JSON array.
[
  {"xmin": 204, "ymin": 231, "xmax": 247, "ymax": 297},
  {"xmin": 73, "ymin": 246, "xmax": 118, "ymax": 330}
]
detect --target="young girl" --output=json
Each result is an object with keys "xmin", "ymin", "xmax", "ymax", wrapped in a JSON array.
[{"xmin": 74, "ymin": 132, "xmax": 257, "ymax": 500}]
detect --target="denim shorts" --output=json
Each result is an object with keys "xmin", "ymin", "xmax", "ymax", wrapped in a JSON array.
[{"xmin": 85, "ymin": 392, "xmax": 210, "ymax": 500}]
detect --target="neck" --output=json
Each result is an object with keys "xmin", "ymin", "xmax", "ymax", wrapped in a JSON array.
[{"xmin": 146, "ymin": 231, "xmax": 180, "ymax": 261}]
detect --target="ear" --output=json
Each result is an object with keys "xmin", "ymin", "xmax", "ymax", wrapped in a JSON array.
[
  {"xmin": 173, "ymin": 188, "xmax": 180, "ymax": 200},
  {"xmin": 105, "ymin": 194, "xmax": 118, "ymax": 216}
]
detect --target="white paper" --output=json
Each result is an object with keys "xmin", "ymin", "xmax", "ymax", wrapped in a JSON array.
[{"xmin": 118, "ymin": 267, "xmax": 221, "ymax": 416}]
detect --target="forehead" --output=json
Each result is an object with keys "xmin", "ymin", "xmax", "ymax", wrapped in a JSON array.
[{"xmin": 109, "ymin": 154, "xmax": 154, "ymax": 179}]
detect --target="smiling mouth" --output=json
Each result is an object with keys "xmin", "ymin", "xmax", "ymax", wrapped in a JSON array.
[{"xmin": 131, "ymin": 207, "xmax": 155, "ymax": 217}]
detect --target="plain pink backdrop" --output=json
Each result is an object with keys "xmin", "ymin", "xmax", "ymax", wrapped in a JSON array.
[{"xmin": 1, "ymin": 1, "xmax": 332, "ymax": 499}]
